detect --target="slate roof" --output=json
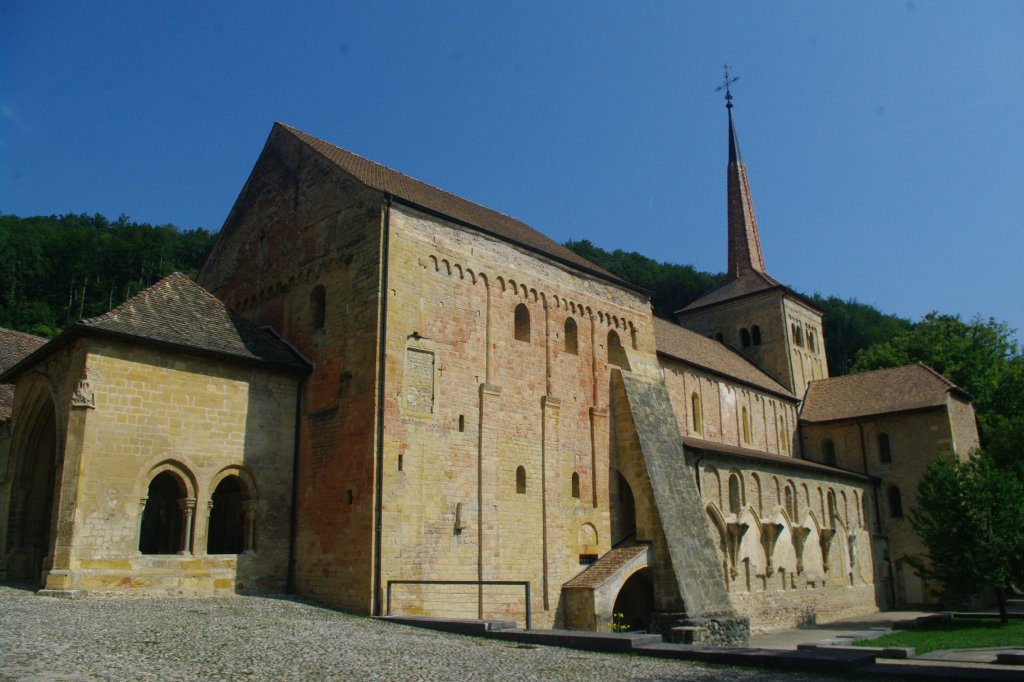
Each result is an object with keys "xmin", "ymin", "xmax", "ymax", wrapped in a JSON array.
[
  {"xmin": 681, "ymin": 435, "xmax": 875, "ymax": 482},
  {"xmin": 800, "ymin": 363, "xmax": 967, "ymax": 424},
  {"xmin": 0, "ymin": 328, "xmax": 47, "ymax": 421},
  {"xmin": 0, "ymin": 274, "xmax": 307, "ymax": 384},
  {"xmin": 277, "ymin": 123, "xmax": 640, "ymax": 293},
  {"xmin": 653, "ymin": 317, "xmax": 793, "ymax": 399}
]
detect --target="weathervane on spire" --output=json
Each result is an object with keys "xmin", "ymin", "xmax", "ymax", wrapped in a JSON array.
[{"xmin": 716, "ymin": 64, "xmax": 739, "ymax": 109}]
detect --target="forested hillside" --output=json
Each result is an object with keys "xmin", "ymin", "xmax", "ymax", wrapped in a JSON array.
[
  {"xmin": 565, "ymin": 239, "xmax": 911, "ymax": 376},
  {"xmin": 0, "ymin": 214, "xmax": 216, "ymax": 338}
]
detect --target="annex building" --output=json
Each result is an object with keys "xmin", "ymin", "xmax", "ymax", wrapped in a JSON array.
[{"xmin": 0, "ymin": 101, "xmax": 979, "ymax": 641}]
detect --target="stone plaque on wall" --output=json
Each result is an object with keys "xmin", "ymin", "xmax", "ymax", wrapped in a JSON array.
[{"xmin": 405, "ymin": 348, "xmax": 435, "ymax": 413}]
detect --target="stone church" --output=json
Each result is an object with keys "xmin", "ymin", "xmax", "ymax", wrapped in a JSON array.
[{"xmin": 0, "ymin": 100, "xmax": 979, "ymax": 639}]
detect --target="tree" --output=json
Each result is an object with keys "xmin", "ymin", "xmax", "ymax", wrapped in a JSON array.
[
  {"xmin": 912, "ymin": 453, "xmax": 1024, "ymax": 622},
  {"xmin": 852, "ymin": 313, "xmax": 1024, "ymax": 475}
]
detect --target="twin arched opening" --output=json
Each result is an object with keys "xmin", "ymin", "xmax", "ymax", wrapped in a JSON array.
[{"xmin": 138, "ymin": 465, "xmax": 255, "ymax": 556}]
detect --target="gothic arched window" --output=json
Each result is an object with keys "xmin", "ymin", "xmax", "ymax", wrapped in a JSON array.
[
  {"xmin": 752, "ymin": 325, "xmax": 762, "ymax": 345},
  {"xmin": 740, "ymin": 328, "xmax": 751, "ymax": 348},
  {"xmin": 310, "ymin": 285, "xmax": 326, "ymax": 330}
]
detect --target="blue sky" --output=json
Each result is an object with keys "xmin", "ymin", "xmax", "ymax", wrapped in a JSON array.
[{"xmin": 2, "ymin": 1, "xmax": 1022, "ymax": 339}]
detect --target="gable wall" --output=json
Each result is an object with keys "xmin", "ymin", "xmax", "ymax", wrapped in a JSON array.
[{"xmin": 197, "ymin": 128, "xmax": 385, "ymax": 610}]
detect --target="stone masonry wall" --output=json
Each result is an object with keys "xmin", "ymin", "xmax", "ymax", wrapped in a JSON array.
[
  {"xmin": 800, "ymin": 407, "xmax": 967, "ymax": 607},
  {"xmin": 660, "ymin": 355, "xmax": 798, "ymax": 457},
  {"xmin": 693, "ymin": 452, "xmax": 880, "ymax": 633},
  {"xmin": 198, "ymin": 127, "xmax": 385, "ymax": 611},
  {"xmin": 379, "ymin": 203, "xmax": 653, "ymax": 628}
]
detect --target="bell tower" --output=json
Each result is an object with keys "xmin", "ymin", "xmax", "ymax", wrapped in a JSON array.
[{"xmin": 676, "ymin": 68, "xmax": 828, "ymax": 399}]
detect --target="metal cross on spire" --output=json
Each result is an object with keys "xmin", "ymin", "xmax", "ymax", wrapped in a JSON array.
[{"xmin": 716, "ymin": 64, "xmax": 739, "ymax": 109}]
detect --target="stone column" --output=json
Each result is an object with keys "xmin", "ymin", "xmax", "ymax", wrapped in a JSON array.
[
  {"xmin": 244, "ymin": 501, "xmax": 257, "ymax": 552},
  {"xmin": 179, "ymin": 498, "xmax": 196, "ymax": 555},
  {"xmin": 477, "ymin": 382, "xmax": 501, "ymax": 619}
]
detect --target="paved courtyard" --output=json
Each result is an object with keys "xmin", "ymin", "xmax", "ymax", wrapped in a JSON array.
[{"xmin": 0, "ymin": 585, "xmax": 839, "ymax": 681}]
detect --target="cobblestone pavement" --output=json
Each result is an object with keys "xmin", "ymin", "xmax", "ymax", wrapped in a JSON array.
[{"xmin": 0, "ymin": 585, "xmax": 845, "ymax": 681}]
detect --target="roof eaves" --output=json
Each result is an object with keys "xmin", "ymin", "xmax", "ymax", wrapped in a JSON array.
[{"xmin": 682, "ymin": 437, "xmax": 876, "ymax": 482}]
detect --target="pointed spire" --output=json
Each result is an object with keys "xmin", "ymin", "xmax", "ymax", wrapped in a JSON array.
[{"xmin": 720, "ymin": 67, "xmax": 766, "ymax": 279}]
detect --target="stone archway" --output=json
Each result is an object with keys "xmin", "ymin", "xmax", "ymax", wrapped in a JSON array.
[
  {"xmin": 3, "ymin": 389, "xmax": 59, "ymax": 584},
  {"xmin": 612, "ymin": 567, "xmax": 654, "ymax": 632}
]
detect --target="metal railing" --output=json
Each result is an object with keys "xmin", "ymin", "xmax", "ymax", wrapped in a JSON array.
[{"xmin": 385, "ymin": 579, "xmax": 532, "ymax": 630}]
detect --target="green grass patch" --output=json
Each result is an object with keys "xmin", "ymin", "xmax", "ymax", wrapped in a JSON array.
[{"xmin": 854, "ymin": 618, "xmax": 1024, "ymax": 654}]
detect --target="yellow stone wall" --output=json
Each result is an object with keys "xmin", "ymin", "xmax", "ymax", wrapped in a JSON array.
[
  {"xmin": 695, "ymin": 455, "xmax": 880, "ymax": 633},
  {"xmin": 660, "ymin": 356, "xmax": 799, "ymax": 456},
  {"xmin": 379, "ymin": 204, "xmax": 653, "ymax": 628},
  {"xmin": 800, "ymin": 402, "xmax": 978, "ymax": 607}
]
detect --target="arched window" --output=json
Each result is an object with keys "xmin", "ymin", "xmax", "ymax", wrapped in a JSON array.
[
  {"xmin": 878, "ymin": 433, "xmax": 892, "ymax": 464},
  {"xmin": 310, "ymin": 285, "xmax": 326, "ymax": 330},
  {"xmin": 139, "ymin": 471, "xmax": 187, "ymax": 554},
  {"xmin": 827, "ymin": 489, "xmax": 837, "ymax": 524},
  {"xmin": 514, "ymin": 303, "xmax": 530, "ymax": 342},
  {"xmin": 516, "ymin": 466, "xmax": 527, "ymax": 494},
  {"xmin": 564, "ymin": 317, "xmax": 578, "ymax": 355},
  {"xmin": 888, "ymin": 486, "xmax": 903, "ymax": 518},
  {"xmin": 208, "ymin": 475, "xmax": 252, "ymax": 554},
  {"xmin": 728, "ymin": 474, "xmax": 741, "ymax": 514},
  {"xmin": 607, "ymin": 330, "xmax": 627, "ymax": 368},
  {"xmin": 691, "ymin": 393, "xmax": 703, "ymax": 435},
  {"xmin": 784, "ymin": 485, "xmax": 795, "ymax": 519},
  {"xmin": 741, "ymin": 407, "xmax": 751, "ymax": 444},
  {"xmin": 822, "ymin": 439, "xmax": 836, "ymax": 466},
  {"xmin": 806, "ymin": 328, "xmax": 815, "ymax": 352},
  {"xmin": 778, "ymin": 416, "xmax": 787, "ymax": 453},
  {"xmin": 740, "ymin": 328, "xmax": 751, "ymax": 348},
  {"xmin": 571, "ymin": 472, "xmax": 580, "ymax": 499},
  {"xmin": 752, "ymin": 325, "xmax": 762, "ymax": 345}
]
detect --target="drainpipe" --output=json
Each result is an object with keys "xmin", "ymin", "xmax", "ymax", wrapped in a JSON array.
[
  {"xmin": 372, "ymin": 194, "xmax": 393, "ymax": 616},
  {"xmin": 287, "ymin": 377, "xmax": 304, "ymax": 592}
]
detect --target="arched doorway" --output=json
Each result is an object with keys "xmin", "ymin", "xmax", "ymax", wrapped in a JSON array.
[
  {"xmin": 4, "ymin": 392, "xmax": 59, "ymax": 584},
  {"xmin": 207, "ymin": 475, "xmax": 250, "ymax": 554},
  {"xmin": 612, "ymin": 568, "xmax": 654, "ymax": 632},
  {"xmin": 139, "ymin": 471, "xmax": 187, "ymax": 554}
]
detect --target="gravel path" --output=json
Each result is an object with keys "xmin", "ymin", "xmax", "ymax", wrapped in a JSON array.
[{"xmin": 0, "ymin": 585, "xmax": 834, "ymax": 681}]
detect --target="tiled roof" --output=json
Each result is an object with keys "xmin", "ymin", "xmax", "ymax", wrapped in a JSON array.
[
  {"xmin": 678, "ymin": 270, "xmax": 781, "ymax": 313},
  {"xmin": 563, "ymin": 543, "xmax": 650, "ymax": 589},
  {"xmin": 0, "ymin": 274, "xmax": 307, "ymax": 384},
  {"xmin": 78, "ymin": 273, "xmax": 307, "ymax": 369},
  {"xmin": 653, "ymin": 317, "xmax": 794, "ymax": 399},
  {"xmin": 800, "ymin": 363, "xmax": 965, "ymax": 424},
  {"xmin": 682, "ymin": 436, "xmax": 874, "ymax": 482},
  {"xmin": 277, "ymin": 123, "xmax": 639, "ymax": 292},
  {"xmin": 0, "ymin": 328, "xmax": 47, "ymax": 421}
]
